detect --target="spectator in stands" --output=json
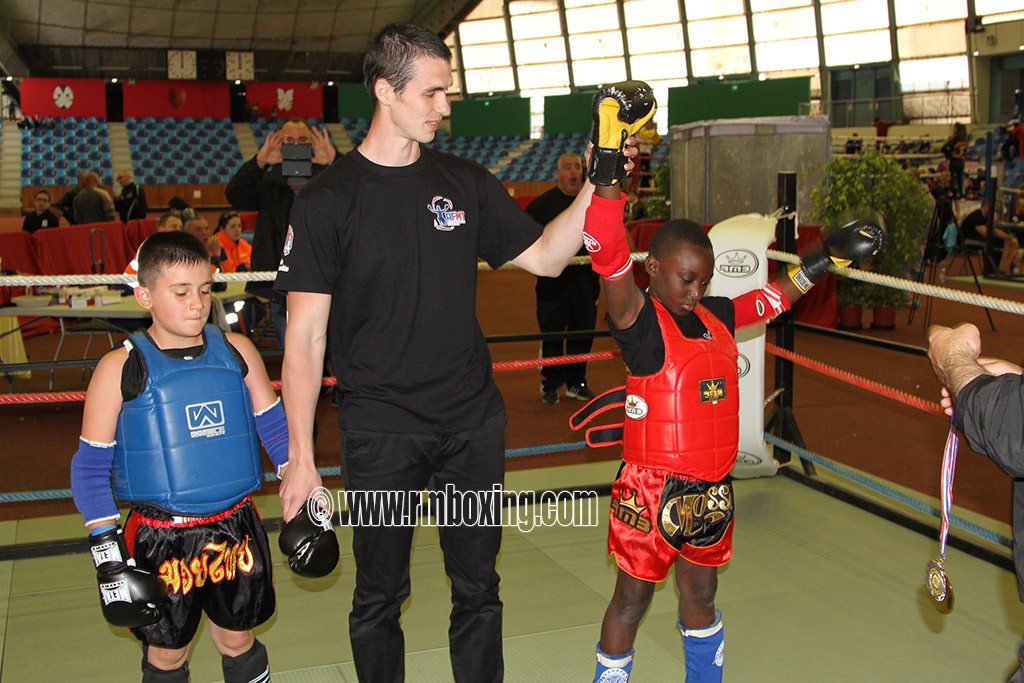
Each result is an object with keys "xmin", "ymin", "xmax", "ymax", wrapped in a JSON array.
[
  {"xmin": 72, "ymin": 172, "xmax": 116, "ymax": 224},
  {"xmin": 124, "ymin": 212, "xmax": 185, "ymax": 276},
  {"xmin": 624, "ymin": 189, "xmax": 646, "ymax": 223},
  {"xmin": 1007, "ymin": 118, "xmax": 1024, "ymax": 163},
  {"xmin": 185, "ymin": 215, "xmax": 225, "ymax": 270},
  {"xmin": 960, "ymin": 199, "xmax": 1021, "ymax": 274},
  {"xmin": 845, "ymin": 133, "xmax": 863, "ymax": 154},
  {"xmin": 112, "ymin": 171, "xmax": 148, "ymax": 222},
  {"xmin": 524, "ymin": 152, "xmax": 598, "ymax": 405},
  {"xmin": 226, "ymin": 117, "xmax": 338, "ymax": 345},
  {"xmin": 941, "ymin": 122, "xmax": 970, "ymax": 200},
  {"xmin": 873, "ymin": 117, "xmax": 894, "ymax": 151},
  {"xmin": 215, "ymin": 211, "xmax": 252, "ymax": 273},
  {"xmin": 22, "ymin": 189, "xmax": 60, "ymax": 234},
  {"xmin": 52, "ymin": 172, "xmax": 88, "ymax": 225},
  {"xmin": 636, "ymin": 118, "xmax": 661, "ymax": 189},
  {"xmin": 167, "ymin": 195, "xmax": 196, "ymax": 222}
]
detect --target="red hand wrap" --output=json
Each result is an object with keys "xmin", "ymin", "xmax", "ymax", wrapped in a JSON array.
[{"xmin": 583, "ymin": 193, "xmax": 632, "ymax": 280}]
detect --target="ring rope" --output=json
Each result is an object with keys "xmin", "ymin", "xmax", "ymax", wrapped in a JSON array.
[
  {"xmin": 0, "ymin": 350, "xmax": 624, "ymax": 405},
  {"xmin": 764, "ymin": 433, "xmax": 1012, "ymax": 549},
  {"xmin": 766, "ymin": 249, "xmax": 1024, "ymax": 316},
  {"xmin": 4, "ymin": 250, "xmax": 1024, "ymax": 315},
  {"xmin": 765, "ymin": 343, "xmax": 944, "ymax": 416}
]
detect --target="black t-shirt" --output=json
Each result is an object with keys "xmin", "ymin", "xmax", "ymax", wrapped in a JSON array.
[
  {"xmin": 22, "ymin": 210, "xmax": 60, "ymax": 234},
  {"xmin": 524, "ymin": 187, "xmax": 598, "ymax": 300},
  {"xmin": 275, "ymin": 147, "xmax": 544, "ymax": 434},
  {"xmin": 959, "ymin": 209, "xmax": 989, "ymax": 242},
  {"xmin": 119, "ymin": 331, "xmax": 248, "ymax": 402},
  {"xmin": 610, "ymin": 293, "xmax": 736, "ymax": 376}
]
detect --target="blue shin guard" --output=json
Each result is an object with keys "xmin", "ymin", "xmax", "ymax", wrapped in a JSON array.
[
  {"xmin": 594, "ymin": 643, "xmax": 634, "ymax": 682},
  {"xmin": 678, "ymin": 611, "xmax": 724, "ymax": 682}
]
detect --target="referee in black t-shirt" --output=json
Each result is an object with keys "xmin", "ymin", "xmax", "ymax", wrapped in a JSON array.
[{"xmin": 272, "ymin": 23, "xmax": 624, "ymax": 683}]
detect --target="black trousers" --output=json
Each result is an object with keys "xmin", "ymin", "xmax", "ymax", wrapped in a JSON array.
[
  {"xmin": 340, "ymin": 411, "xmax": 507, "ymax": 683},
  {"xmin": 536, "ymin": 277, "xmax": 599, "ymax": 391}
]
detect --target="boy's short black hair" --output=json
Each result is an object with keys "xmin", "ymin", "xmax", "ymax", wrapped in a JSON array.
[
  {"xmin": 363, "ymin": 23, "xmax": 451, "ymax": 105},
  {"xmin": 649, "ymin": 219, "xmax": 712, "ymax": 260},
  {"xmin": 35, "ymin": 189, "xmax": 50, "ymax": 200},
  {"xmin": 137, "ymin": 231, "xmax": 211, "ymax": 287}
]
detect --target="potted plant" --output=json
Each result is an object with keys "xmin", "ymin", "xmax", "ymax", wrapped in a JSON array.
[
  {"xmin": 807, "ymin": 148, "xmax": 931, "ymax": 329},
  {"xmin": 836, "ymin": 278, "xmax": 868, "ymax": 330},
  {"xmin": 863, "ymin": 281, "xmax": 904, "ymax": 329}
]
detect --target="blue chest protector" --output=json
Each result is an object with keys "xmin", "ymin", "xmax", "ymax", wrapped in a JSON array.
[{"xmin": 111, "ymin": 326, "xmax": 262, "ymax": 515}]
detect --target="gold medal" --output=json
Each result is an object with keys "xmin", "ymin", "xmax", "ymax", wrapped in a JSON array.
[{"xmin": 926, "ymin": 557, "xmax": 954, "ymax": 613}]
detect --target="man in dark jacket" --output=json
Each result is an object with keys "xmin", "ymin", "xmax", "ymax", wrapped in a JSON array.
[
  {"xmin": 113, "ymin": 171, "xmax": 148, "ymax": 222},
  {"xmin": 928, "ymin": 322, "xmax": 1024, "ymax": 682},
  {"xmin": 225, "ymin": 118, "xmax": 337, "ymax": 345}
]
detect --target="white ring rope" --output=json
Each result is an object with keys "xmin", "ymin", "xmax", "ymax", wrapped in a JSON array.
[
  {"xmin": 3, "ymin": 250, "xmax": 1023, "ymax": 316},
  {"xmin": 765, "ymin": 249, "xmax": 1024, "ymax": 317}
]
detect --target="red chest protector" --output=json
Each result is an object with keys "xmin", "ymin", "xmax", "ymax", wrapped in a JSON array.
[{"xmin": 571, "ymin": 299, "xmax": 739, "ymax": 481}]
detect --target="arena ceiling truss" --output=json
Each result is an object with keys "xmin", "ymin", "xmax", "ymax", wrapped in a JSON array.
[{"xmin": 0, "ymin": 0, "xmax": 480, "ymax": 80}]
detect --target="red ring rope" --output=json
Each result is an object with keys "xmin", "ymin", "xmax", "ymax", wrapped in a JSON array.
[
  {"xmin": 0, "ymin": 346, "xmax": 938, "ymax": 413},
  {"xmin": 0, "ymin": 350, "xmax": 624, "ymax": 404},
  {"xmin": 766, "ymin": 342, "xmax": 944, "ymax": 415}
]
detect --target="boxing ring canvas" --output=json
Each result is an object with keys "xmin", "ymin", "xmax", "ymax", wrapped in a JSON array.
[{"xmin": 670, "ymin": 116, "xmax": 830, "ymax": 225}]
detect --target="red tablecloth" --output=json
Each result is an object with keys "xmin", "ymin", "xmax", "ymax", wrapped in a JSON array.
[
  {"xmin": 0, "ymin": 231, "xmax": 40, "ymax": 274},
  {"xmin": 33, "ymin": 221, "xmax": 133, "ymax": 274},
  {"xmin": 2, "ymin": 220, "xmax": 155, "ymax": 276}
]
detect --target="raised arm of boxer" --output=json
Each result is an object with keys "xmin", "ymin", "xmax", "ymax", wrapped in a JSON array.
[{"xmin": 512, "ymin": 81, "xmax": 653, "ymax": 278}]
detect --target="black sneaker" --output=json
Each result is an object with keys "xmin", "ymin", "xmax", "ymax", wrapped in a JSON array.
[
  {"xmin": 565, "ymin": 383, "xmax": 595, "ymax": 401},
  {"xmin": 541, "ymin": 389, "xmax": 560, "ymax": 405}
]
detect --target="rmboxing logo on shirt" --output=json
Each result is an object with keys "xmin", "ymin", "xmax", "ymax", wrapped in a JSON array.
[
  {"xmin": 186, "ymin": 401, "xmax": 226, "ymax": 438},
  {"xmin": 427, "ymin": 196, "xmax": 466, "ymax": 231}
]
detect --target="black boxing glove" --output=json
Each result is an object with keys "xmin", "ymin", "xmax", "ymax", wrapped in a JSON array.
[
  {"xmin": 788, "ymin": 219, "xmax": 886, "ymax": 293},
  {"xmin": 89, "ymin": 526, "xmax": 167, "ymax": 628},
  {"xmin": 588, "ymin": 80, "xmax": 656, "ymax": 186},
  {"xmin": 278, "ymin": 501, "xmax": 339, "ymax": 579}
]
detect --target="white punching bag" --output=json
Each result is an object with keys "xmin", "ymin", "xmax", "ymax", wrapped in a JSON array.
[{"xmin": 707, "ymin": 214, "xmax": 780, "ymax": 479}]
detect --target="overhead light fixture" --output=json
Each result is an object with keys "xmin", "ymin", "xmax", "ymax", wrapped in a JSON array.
[
  {"xmin": 327, "ymin": 81, "xmax": 334, "ymax": 86},
  {"xmin": 111, "ymin": 78, "xmax": 118, "ymax": 83}
]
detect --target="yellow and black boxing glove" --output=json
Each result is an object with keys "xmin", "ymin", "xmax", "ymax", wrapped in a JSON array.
[
  {"xmin": 588, "ymin": 81, "xmax": 656, "ymax": 186},
  {"xmin": 788, "ymin": 219, "xmax": 886, "ymax": 293}
]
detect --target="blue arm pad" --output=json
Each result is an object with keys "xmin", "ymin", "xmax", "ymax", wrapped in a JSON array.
[
  {"xmin": 70, "ymin": 438, "xmax": 120, "ymax": 527},
  {"xmin": 254, "ymin": 398, "xmax": 289, "ymax": 473}
]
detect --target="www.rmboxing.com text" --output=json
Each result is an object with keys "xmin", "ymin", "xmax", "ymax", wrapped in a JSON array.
[{"xmin": 320, "ymin": 485, "xmax": 599, "ymax": 532}]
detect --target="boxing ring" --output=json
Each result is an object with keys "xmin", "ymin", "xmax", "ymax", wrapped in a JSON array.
[{"xmin": 3, "ymin": 216, "xmax": 1024, "ymax": 679}]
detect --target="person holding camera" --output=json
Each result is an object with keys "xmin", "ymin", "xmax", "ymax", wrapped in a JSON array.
[{"xmin": 225, "ymin": 118, "xmax": 338, "ymax": 345}]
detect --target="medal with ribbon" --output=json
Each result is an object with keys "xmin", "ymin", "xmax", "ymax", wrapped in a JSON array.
[{"xmin": 926, "ymin": 410, "xmax": 958, "ymax": 613}]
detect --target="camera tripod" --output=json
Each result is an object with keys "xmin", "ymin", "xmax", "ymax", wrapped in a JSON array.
[{"xmin": 908, "ymin": 197, "xmax": 996, "ymax": 331}]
